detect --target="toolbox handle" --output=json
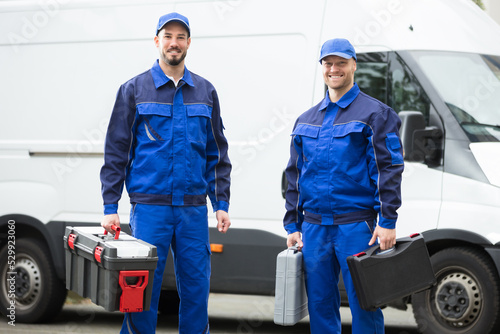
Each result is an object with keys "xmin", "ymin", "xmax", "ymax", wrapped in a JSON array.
[
  {"xmin": 363, "ymin": 233, "xmax": 422, "ymax": 258},
  {"xmin": 288, "ymin": 245, "xmax": 302, "ymax": 253},
  {"xmin": 103, "ymin": 225, "xmax": 121, "ymax": 240},
  {"xmin": 119, "ymin": 270, "xmax": 149, "ymax": 313}
]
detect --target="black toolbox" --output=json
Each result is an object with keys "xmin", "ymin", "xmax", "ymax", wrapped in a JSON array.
[
  {"xmin": 64, "ymin": 226, "xmax": 158, "ymax": 312},
  {"xmin": 347, "ymin": 233, "xmax": 436, "ymax": 311}
]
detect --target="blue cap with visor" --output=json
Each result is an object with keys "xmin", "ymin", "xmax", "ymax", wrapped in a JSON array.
[
  {"xmin": 319, "ymin": 38, "xmax": 357, "ymax": 63},
  {"xmin": 156, "ymin": 12, "xmax": 190, "ymax": 37}
]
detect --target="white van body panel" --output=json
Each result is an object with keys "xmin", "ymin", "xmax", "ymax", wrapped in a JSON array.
[
  {"xmin": 439, "ymin": 172, "xmax": 500, "ymax": 244},
  {"xmin": 321, "ymin": 0, "xmax": 500, "ymax": 54},
  {"xmin": 470, "ymin": 143, "xmax": 500, "ymax": 187},
  {"xmin": 397, "ymin": 163, "xmax": 443, "ymax": 238}
]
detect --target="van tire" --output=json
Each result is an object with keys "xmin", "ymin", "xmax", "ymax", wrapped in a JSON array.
[
  {"xmin": 0, "ymin": 238, "xmax": 67, "ymax": 323},
  {"xmin": 412, "ymin": 247, "xmax": 500, "ymax": 334}
]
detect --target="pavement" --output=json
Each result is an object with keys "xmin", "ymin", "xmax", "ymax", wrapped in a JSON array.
[{"xmin": 1, "ymin": 293, "xmax": 419, "ymax": 333}]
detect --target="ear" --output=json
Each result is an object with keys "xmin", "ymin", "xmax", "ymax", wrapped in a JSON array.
[
  {"xmin": 352, "ymin": 60, "xmax": 357, "ymax": 72},
  {"xmin": 154, "ymin": 35, "xmax": 160, "ymax": 48},
  {"xmin": 186, "ymin": 36, "xmax": 192, "ymax": 50}
]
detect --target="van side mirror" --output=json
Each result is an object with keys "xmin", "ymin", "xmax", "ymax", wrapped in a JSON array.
[{"xmin": 399, "ymin": 111, "xmax": 442, "ymax": 166}]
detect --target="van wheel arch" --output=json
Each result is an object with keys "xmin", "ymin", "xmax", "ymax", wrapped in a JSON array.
[{"xmin": 0, "ymin": 215, "xmax": 66, "ymax": 281}]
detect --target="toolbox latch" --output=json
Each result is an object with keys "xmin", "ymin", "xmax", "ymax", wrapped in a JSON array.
[
  {"xmin": 68, "ymin": 233, "xmax": 77, "ymax": 250},
  {"xmin": 94, "ymin": 246, "xmax": 104, "ymax": 263},
  {"xmin": 353, "ymin": 251, "xmax": 367, "ymax": 258},
  {"xmin": 119, "ymin": 270, "xmax": 149, "ymax": 313}
]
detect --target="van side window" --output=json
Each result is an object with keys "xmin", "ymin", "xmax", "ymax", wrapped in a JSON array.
[
  {"xmin": 388, "ymin": 53, "xmax": 431, "ymax": 123},
  {"xmin": 355, "ymin": 52, "xmax": 388, "ymax": 105},
  {"xmin": 356, "ymin": 52, "xmax": 432, "ymax": 125}
]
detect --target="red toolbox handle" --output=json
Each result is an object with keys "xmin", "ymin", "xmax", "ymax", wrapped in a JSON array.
[
  {"xmin": 103, "ymin": 225, "xmax": 121, "ymax": 240},
  {"xmin": 119, "ymin": 270, "xmax": 149, "ymax": 313}
]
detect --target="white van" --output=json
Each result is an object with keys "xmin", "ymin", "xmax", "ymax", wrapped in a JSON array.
[{"xmin": 1, "ymin": 0, "xmax": 500, "ymax": 332}]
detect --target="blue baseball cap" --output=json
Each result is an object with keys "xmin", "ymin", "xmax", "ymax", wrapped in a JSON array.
[
  {"xmin": 156, "ymin": 12, "xmax": 190, "ymax": 37},
  {"xmin": 319, "ymin": 38, "xmax": 356, "ymax": 63}
]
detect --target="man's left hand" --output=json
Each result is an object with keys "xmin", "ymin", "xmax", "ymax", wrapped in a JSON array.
[
  {"xmin": 369, "ymin": 225, "xmax": 396, "ymax": 250},
  {"xmin": 216, "ymin": 210, "xmax": 231, "ymax": 233}
]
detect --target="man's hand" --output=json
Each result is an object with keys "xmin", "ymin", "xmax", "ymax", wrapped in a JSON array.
[
  {"xmin": 216, "ymin": 210, "xmax": 231, "ymax": 233},
  {"xmin": 101, "ymin": 214, "xmax": 120, "ymax": 234},
  {"xmin": 287, "ymin": 231, "xmax": 303, "ymax": 250},
  {"xmin": 369, "ymin": 225, "xmax": 396, "ymax": 250}
]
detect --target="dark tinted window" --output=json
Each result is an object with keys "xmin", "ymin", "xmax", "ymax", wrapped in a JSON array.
[
  {"xmin": 355, "ymin": 52, "xmax": 431, "ymax": 124},
  {"xmin": 355, "ymin": 53, "xmax": 388, "ymax": 104},
  {"xmin": 388, "ymin": 53, "xmax": 431, "ymax": 123}
]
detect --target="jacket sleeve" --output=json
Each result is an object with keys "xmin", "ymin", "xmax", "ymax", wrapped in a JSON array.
[
  {"xmin": 368, "ymin": 107, "xmax": 404, "ymax": 229},
  {"xmin": 100, "ymin": 83, "xmax": 136, "ymax": 215},
  {"xmin": 206, "ymin": 89, "xmax": 231, "ymax": 212},
  {"xmin": 283, "ymin": 121, "xmax": 304, "ymax": 234}
]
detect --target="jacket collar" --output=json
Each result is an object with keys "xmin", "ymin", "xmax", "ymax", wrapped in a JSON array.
[
  {"xmin": 319, "ymin": 83, "xmax": 360, "ymax": 111},
  {"xmin": 151, "ymin": 60, "xmax": 195, "ymax": 89}
]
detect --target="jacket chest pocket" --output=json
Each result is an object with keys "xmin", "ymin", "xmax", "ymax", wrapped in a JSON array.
[
  {"xmin": 136, "ymin": 103, "xmax": 172, "ymax": 142},
  {"xmin": 331, "ymin": 122, "xmax": 368, "ymax": 163},
  {"xmin": 186, "ymin": 104, "xmax": 212, "ymax": 143},
  {"xmin": 292, "ymin": 124, "xmax": 320, "ymax": 162}
]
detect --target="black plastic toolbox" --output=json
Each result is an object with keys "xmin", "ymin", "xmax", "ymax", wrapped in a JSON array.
[
  {"xmin": 347, "ymin": 233, "xmax": 436, "ymax": 311},
  {"xmin": 64, "ymin": 226, "xmax": 158, "ymax": 312}
]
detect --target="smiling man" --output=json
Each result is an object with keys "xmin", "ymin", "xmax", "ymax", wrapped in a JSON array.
[
  {"xmin": 100, "ymin": 12, "xmax": 231, "ymax": 334},
  {"xmin": 283, "ymin": 38, "xmax": 404, "ymax": 333}
]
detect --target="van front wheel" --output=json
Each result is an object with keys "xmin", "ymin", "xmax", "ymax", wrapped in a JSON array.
[
  {"xmin": 0, "ymin": 238, "xmax": 67, "ymax": 323},
  {"xmin": 412, "ymin": 247, "xmax": 500, "ymax": 334}
]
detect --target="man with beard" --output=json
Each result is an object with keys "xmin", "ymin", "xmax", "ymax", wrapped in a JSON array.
[{"xmin": 100, "ymin": 12, "xmax": 232, "ymax": 334}]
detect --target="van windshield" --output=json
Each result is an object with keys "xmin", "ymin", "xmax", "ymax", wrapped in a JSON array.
[{"xmin": 411, "ymin": 51, "xmax": 500, "ymax": 142}]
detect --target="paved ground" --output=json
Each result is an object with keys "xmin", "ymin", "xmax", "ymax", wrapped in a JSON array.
[{"xmin": 1, "ymin": 293, "xmax": 419, "ymax": 333}]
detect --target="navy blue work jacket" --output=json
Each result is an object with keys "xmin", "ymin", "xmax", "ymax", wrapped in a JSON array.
[
  {"xmin": 100, "ymin": 60, "xmax": 231, "ymax": 214},
  {"xmin": 284, "ymin": 84, "xmax": 404, "ymax": 234}
]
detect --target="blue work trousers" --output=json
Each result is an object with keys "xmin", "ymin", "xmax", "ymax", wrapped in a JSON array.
[
  {"xmin": 302, "ymin": 221, "xmax": 384, "ymax": 334},
  {"xmin": 121, "ymin": 204, "xmax": 211, "ymax": 334}
]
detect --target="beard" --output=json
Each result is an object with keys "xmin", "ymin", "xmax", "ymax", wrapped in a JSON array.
[{"xmin": 161, "ymin": 47, "xmax": 187, "ymax": 66}]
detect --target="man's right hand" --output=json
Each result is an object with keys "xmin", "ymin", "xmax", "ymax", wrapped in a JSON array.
[
  {"xmin": 101, "ymin": 214, "xmax": 120, "ymax": 234},
  {"xmin": 286, "ymin": 231, "xmax": 303, "ymax": 250}
]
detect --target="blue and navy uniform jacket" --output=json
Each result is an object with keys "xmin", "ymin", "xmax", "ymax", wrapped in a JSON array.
[
  {"xmin": 284, "ymin": 83, "xmax": 404, "ymax": 234},
  {"xmin": 100, "ymin": 60, "xmax": 231, "ymax": 215}
]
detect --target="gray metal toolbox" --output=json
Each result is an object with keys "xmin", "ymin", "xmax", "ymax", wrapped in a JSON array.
[
  {"xmin": 64, "ymin": 226, "xmax": 158, "ymax": 313},
  {"xmin": 274, "ymin": 246, "xmax": 308, "ymax": 326}
]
